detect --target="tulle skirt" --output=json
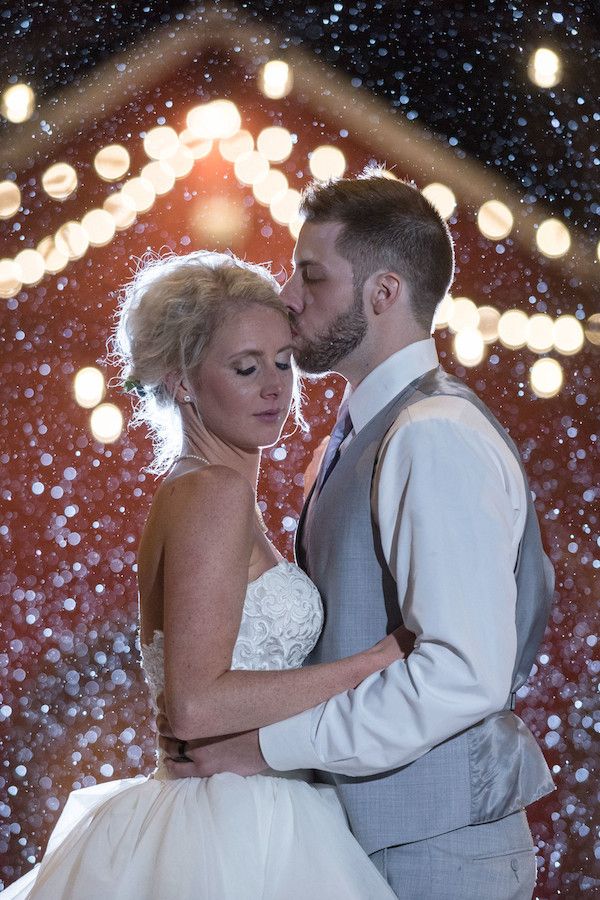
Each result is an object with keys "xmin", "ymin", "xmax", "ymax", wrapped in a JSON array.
[{"xmin": 2, "ymin": 768, "xmax": 396, "ymax": 899}]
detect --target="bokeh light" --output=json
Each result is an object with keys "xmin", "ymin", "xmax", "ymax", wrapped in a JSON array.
[
  {"xmin": 81, "ymin": 209, "xmax": 116, "ymax": 247},
  {"xmin": 309, "ymin": 145, "xmax": 347, "ymax": 181},
  {"xmin": 1, "ymin": 83, "xmax": 35, "ymax": 123},
  {"xmin": 270, "ymin": 188, "xmax": 302, "ymax": 225},
  {"xmin": 530, "ymin": 357, "xmax": 563, "ymax": 398},
  {"xmin": 0, "ymin": 181, "xmax": 21, "ymax": 219},
  {"xmin": 498, "ymin": 309, "xmax": 529, "ymax": 349},
  {"xmin": 584, "ymin": 313, "xmax": 600, "ymax": 346},
  {"xmin": 14, "ymin": 249, "xmax": 45, "ymax": 286},
  {"xmin": 219, "ymin": 130, "xmax": 254, "ymax": 162},
  {"xmin": 528, "ymin": 47, "xmax": 561, "ymax": 88},
  {"xmin": 0, "ymin": 259, "xmax": 22, "ymax": 298},
  {"xmin": 421, "ymin": 182, "xmax": 456, "ymax": 220},
  {"xmin": 74, "ymin": 367, "xmax": 105, "ymax": 409},
  {"xmin": 186, "ymin": 99, "xmax": 241, "ymax": 140},
  {"xmin": 527, "ymin": 313, "xmax": 555, "ymax": 354},
  {"xmin": 37, "ymin": 235, "xmax": 69, "ymax": 274},
  {"xmin": 179, "ymin": 130, "xmax": 212, "ymax": 159},
  {"xmin": 142, "ymin": 126, "xmax": 179, "ymax": 160},
  {"xmin": 122, "ymin": 177, "xmax": 156, "ymax": 213},
  {"xmin": 90, "ymin": 403, "xmax": 124, "ymax": 443},
  {"xmin": 54, "ymin": 221, "xmax": 89, "ymax": 260},
  {"xmin": 42, "ymin": 163, "xmax": 78, "ymax": 201},
  {"xmin": 234, "ymin": 150, "xmax": 270, "ymax": 186},
  {"xmin": 433, "ymin": 294, "xmax": 454, "ymax": 330},
  {"xmin": 553, "ymin": 315, "xmax": 585, "ymax": 356},
  {"xmin": 103, "ymin": 192, "xmax": 137, "ymax": 230},
  {"xmin": 477, "ymin": 200, "xmax": 514, "ymax": 240},
  {"xmin": 447, "ymin": 296, "xmax": 479, "ymax": 333},
  {"xmin": 140, "ymin": 161, "xmax": 176, "ymax": 196},
  {"xmin": 536, "ymin": 218, "xmax": 571, "ymax": 258},
  {"xmin": 256, "ymin": 127, "xmax": 293, "ymax": 163},
  {"xmin": 252, "ymin": 169, "xmax": 289, "ymax": 206},
  {"xmin": 93, "ymin": 145, "xmax": 131, "ymax": 182},
  {"xmin": 190, "ymin": 195, "xmax": 248, "ymax": 243},
  {"xmin": 477, "ymin": 306, "xmax": 501, "ymax": 343},
  {"xmin": 454, "ymin": 327, "xmax": 485, "ymax": 367},
  {"xmin": 260, "ymin": 60, "xmax": 293, "ymax": 99},
  {"xmin": 160, "ymin": 144, "xmax": 194, "ymax": 179}
]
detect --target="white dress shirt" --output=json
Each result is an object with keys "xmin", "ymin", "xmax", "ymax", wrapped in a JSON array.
[{"xmin": 259, "ymin": 338, "xmax": 527, "ymax": 775}]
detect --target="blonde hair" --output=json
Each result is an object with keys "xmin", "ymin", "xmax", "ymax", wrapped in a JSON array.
[{"xmin": 108, "ymin": 250, "xmax": 301, "ymax": 475}]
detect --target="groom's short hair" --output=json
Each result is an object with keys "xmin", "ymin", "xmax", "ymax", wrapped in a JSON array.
[{"xmin": 299, "ymin": 168, "xmax": 455, "ymax": 331}]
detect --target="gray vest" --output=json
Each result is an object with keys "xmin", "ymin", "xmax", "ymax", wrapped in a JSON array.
[{"xmin": 297, "ymin": 366, "xmax": 555, "ymax": 854}]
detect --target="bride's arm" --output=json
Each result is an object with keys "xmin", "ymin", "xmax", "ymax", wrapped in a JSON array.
[{"xmin": 161, "ymin": 466, "xmax": 406, "ymax": 742}]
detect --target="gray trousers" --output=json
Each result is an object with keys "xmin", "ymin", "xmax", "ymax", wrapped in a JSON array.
[{"xmin": 369, "ymin": 810, "xmax": 536, "ymax": 900}]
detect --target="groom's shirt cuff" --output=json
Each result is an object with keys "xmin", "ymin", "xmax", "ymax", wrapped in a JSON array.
[{"xmin": 260, "ymin": 708, "xmax": 324, "ymax": 771}]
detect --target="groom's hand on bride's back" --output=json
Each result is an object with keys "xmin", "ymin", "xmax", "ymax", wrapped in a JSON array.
[{"xmin": 156, "ymin": 694, "xmax": 268, "ymax": 779}]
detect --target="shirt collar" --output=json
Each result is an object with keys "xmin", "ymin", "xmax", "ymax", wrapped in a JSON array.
[{"xmin": 346, "ymin": 338, "xmax": 439, "ymax": 435}]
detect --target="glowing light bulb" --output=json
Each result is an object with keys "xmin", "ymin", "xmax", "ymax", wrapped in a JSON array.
[
  {"xmin": 498, "ymin": 309, "xmax": 529, "ymax": 349},
  {"xmin": 553, "ymin": 315, "xmax": 584, "ymax": 356},
  {"xmin": 477, "ymin": 200, "xmax": 513, "ymax": 240},
  {"xmin": 309, "ymin": 146, "xmax": 346, "ymax": 181},
  {"xmin": 0, "ymin": 181, "xmax": 21, "ymax": 219},
  {"xmin": 529, "ymin": 48, "xmax": 561, "ymax": 88},
  {"xmin": 15, "ymin": 249, "xmax": 45, "ymax": 285},
  {"xmin": 257, "ymin": 127, "xmax": 293, "ymax": 163},
  {"xmin": 536, "ymin": 218, "xmax": 571, "ymax": 258},
  {"xmin": 0, "ymin": 259, "xmax": 22, "ymax": 298},
  {"xmin": 260, "ymin": 60, "xmax": 293, "ymax": 99},
  {"xmin": 454, "ymin": 328, "xmax": 485, "ymax": 367},
  {"xmin": 74, "ymin": 367, "xmax": 105, "ymax": 409},
  {"xmin": 90, "ymin": 403, "xmax": 124, "ymax": 444},
  {"xmin": 526, "ymin": 314, "xmax": 554, "ymax": 354},
  {"xmin": 1, "ymin": 83, "xmax": 35, "ymax": 123},
  {"xmin": 94, "ymin": 144, "xmax": 130, "ymax": 181},
  {"xmin": 42, "ymin": 163, "xmax": 78, "ymax": 201},
  {"xmin": 530, "ymin": 358, "xmax": 563, "ymax": 398},
  {"xmin": 422, "ymin": 183, "xmax": 456, "ymax": 220}
]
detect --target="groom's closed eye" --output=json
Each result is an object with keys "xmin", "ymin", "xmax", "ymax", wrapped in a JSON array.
[{"xmin": 302, "ymin": 267, "xmax": 325, "ymax": 283}]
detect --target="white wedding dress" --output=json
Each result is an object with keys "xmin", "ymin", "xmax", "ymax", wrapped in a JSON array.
[{"xmin": 3, "ymin": 559, "xmax": 395, "ymax": 899}]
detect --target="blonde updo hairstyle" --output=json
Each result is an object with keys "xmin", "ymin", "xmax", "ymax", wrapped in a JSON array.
[{"xmin": 110, "ymin": 250, "xmax": 299, "ymax": 475}]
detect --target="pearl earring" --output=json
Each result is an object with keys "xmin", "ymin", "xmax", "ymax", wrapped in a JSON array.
[{"xmin": 183, "ymin": 394, "xmax": 191, "ymax": 402}]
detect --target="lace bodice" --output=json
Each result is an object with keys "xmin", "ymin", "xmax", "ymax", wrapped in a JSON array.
[{"xmin": 141, "ymin": 559, "xmax": 323, "ymax": 709}]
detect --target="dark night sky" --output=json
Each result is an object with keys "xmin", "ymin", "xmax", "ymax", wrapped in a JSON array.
[{"xmin": 2, "ymin": 0, "xmax": 599, "ymax": 238}]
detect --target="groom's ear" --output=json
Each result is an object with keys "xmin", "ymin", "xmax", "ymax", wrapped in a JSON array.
[{"xmin": 370, "ymin": 271, "xmax": 404, "ymax": 315}]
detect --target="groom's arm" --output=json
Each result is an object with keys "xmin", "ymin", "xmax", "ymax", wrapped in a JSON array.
[{"xmin": 259, "ymin": 398, "xmax": 526, "ymax": 776}]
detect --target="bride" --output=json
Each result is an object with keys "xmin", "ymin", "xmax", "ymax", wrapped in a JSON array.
[{"xmin": 4, "ymin": 250, "xmax": 405, "ymax": 899}]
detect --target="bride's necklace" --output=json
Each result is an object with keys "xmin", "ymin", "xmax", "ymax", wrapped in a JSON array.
[{"xmin": 176, "ymin": 454, "xmax": 268, "ymax": 534}]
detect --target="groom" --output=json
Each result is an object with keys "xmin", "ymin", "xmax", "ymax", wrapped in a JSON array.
[{"xmin": 161, "ymin": 171, "xmax": 555, "ymax": 898}]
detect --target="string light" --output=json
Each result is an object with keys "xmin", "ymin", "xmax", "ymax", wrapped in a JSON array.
[
  {"xmin": 2, "ymin": 95, "xmax": 592, "ymax": 392},
  {"xmin": 422, "ymin": 182, "xmax": 456, "ymax": 220},
  {"xmin": 477, "ymin": 200, "xmax": 513, "ymax": 240},
  {"xmin": 260, "ymin": 60, "xmax": 293, "ymax": 99},
  {"xmin": 42, "ymin": 163, "xmax": 78, "ymax": 201},
  {"xmin": 309, "ymin": 145, "xmax": 346, "ymax": 181},
  {"xmin": 1, "ymin": 83, "xmax": 35, "ymax": 123},
  {"xmin": 0, "ymin": 181, "xmax": 21, "ymax": 219},
  {"xmin": 74, "ymin": 367, "xmax": 105, "ymax": 409},
  {"xmin": 90, "ymin": 403, "xmax": 124, "ymax": 443}
]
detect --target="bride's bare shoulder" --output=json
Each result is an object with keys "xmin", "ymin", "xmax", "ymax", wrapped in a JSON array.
[{"xmin": 155, "ymin": 465, "xmax": 254, "ymax": 521}]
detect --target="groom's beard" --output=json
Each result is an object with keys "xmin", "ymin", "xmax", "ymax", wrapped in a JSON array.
[{"xmin": 292, "ymin": 288, "xmax": 368, "ymax": 375}]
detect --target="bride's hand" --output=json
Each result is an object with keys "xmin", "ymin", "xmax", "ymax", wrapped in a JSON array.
[{"xmin": 368, "ymin": 626, "xmax": 415, "ymax": 668}]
